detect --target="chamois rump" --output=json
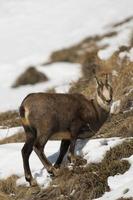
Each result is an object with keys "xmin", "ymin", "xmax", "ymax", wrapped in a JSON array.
[{"xmin": 19, "ymin": 75, "xmax": 113, "ymax": 186}]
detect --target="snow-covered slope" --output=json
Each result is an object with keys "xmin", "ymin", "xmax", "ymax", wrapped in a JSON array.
[
  {"xmin": 0, "ymin": 136, "xmax": 123, "ymax": 188},
  {"xmin": 96, "ymin": 155, "xmax": 133, "ymax": 200},
  {"xmin": 0, "ymin": 62, "xmax": 81, "ymax": 111},
  {"xmin": 0, "ymin": 0, "xmax": 133, "ymax": 111},
  {"xmin": 0, "ymin": 0, "xmax": 132, "ymax": 64},
  {"xmin": 1, "ymin": 127, "xmax": 133, "ymax": 199},
  {"xmin": 0, "ymin": 1, "xmax": 133, "ymax": 199}
]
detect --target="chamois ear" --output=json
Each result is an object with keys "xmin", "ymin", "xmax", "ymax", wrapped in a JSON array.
[{"xmin": 94, "ymin": 76, "xmax": 102, "ymax": 87}]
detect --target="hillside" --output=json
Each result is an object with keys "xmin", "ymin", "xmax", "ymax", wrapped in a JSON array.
[{"xmin": 0, "ymin": 1, "xmax": 133, "ymax": 200}]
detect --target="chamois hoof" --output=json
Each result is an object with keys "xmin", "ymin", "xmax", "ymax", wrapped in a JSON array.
[
  {"xmin": 48, "ymin": 166, "xmax": 60, "ymax": 177},
  {"xmin": 67, "ymin": 153, "xmax": 77, "ymax": 164},
  {"xmin": 30, "ymin": 179, "xmax": 38, "ymax": 187},
  {"xmin": 54, "ymin": 163, "xmax": 60, "ymax": 169}
]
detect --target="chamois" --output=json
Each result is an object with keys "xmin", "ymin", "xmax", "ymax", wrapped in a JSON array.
[{"xmin": 19, "ymin": 74, "xmax": 113, "ymax": 186}]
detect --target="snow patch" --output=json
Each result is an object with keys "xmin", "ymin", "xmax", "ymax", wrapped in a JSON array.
[
  {"xmin": 95, "ymin": 154, "xmax": 133, "ymax": 200},
  {"xmin": 119, "ymin": 48, "xmax": 133, "ymax": 61},
  {"xmin": 98, "ymin": 28, "xmax": 132, "ymax": 60},
  {"xmin": 0, "ymin": 126, "xmax": 23, "ymax": 140},
  {"xmin": 0, "ymin": 134, "xmax": 124, "ymax": 187},
  {"xmin": 110, "ymin": 100, "xmax": 121, "ymax": 114},
  {"xmin": 81, "ymin": 138, "xmax": 124, "ymax": 163},
  {"xmin": 0, "ymin": 62, "xmax": 81, "ymax": 112}
]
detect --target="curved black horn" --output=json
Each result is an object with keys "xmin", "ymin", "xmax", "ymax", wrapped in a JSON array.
[
  {"xmin": 105, "ymin": 74, "xmax": 108, "ymax": 84},
  {"xmin": 94, "ymin": 75, "xmax": 102, "ymax": 86}
]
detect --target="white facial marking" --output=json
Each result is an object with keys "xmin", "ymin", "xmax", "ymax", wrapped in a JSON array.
[
  {"xmin": 103, "ymin": 86, "xmax": 110, "ymax": 100},
  {"xmin": 97, "ymin": 94, "xmax": 110, "ymax": 112}
]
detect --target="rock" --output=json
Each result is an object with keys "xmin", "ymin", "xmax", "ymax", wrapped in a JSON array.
[{"xmin": 12, "ymin": 66, "xmax": 48, "ymax": 88}]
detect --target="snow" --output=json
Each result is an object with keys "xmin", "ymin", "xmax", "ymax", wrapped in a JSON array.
[
  {"xmin": 81, "ymin": 138, "xmax": 124, "ymax": 163},
  {"xmin": 95, "ymin": 155, "xmax": 133, "ymax": 200},
  {"xmin": 0, "ymin": 0, "xmax": 132, "ymax": 198},
  {"xmin": 110, "ymin": 100, "xmax": 121, "ymax": 115},
  {"xmin": 119, "ymin": 47, "xmax": 133, "ymax": 61},
  {"xmin": 0, "ymin": 0, "xmax": 132, "ymax": 111},
  {"xmin": 98, "ymin": 21, "xmax": 133, "ymax": 60},
  {"xmin": 0, "ymin": 142, "xmax": 61, "ymax": 187},
  {"xmin": 0, "ymin": 0, "xmax": 132, "ymax": 65},
  {"xmin": 0, "ymin": 126, "xmax": 23, "ymax": 140},
  {"xmin": 0, "ymin": 62, "xmax": 81, "ymax": 112},
  {"xmin": 0, "ymin": 136, "xmax": 124, "ymax": 188}
]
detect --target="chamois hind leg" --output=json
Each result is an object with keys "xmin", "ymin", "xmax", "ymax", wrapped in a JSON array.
[
  {"xmin": 34, "ymin": 135, "xmax": 59, "ymax": 176},
  {"xmin": 54, "ymin": 140, "xmax": 70, "ymax": 168},
  {"xmin": 21, "ymin": 126, "xmax": 37, "ymax": 186}
]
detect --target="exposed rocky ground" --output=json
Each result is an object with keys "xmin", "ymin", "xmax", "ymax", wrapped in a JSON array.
[{"xmin": 12, "ymin": 66, "xmax": 48, "ymax": 88}]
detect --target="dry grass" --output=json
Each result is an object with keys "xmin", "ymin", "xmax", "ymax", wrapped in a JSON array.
[
  {"xmin": 0, "ymin": 175, "xmax": 18, "ymax": 195},
  {"xmin": 0, "ymin": 17, "xmax": 132, "ymax": 200},
  {"xmin": 0, "ymin": 132, "xmax": 25, "ymax": 145},
  {"xmin": 117, "ymin": 198, "xmax": 133, "ymax": 200},
  {"xmin": 0, "ymin": 175, "xmax": 40, "ymax": 200},
  {"xmin": 26, "ymin": 139, "xmax": 133, "ymax": 200},
  {"xmin": 0, "ymin": 111, "xmax": 21, "ymax": 128},
  {"xmin": 1, "ymin": 139, "xmax": 133, "ymax": 200},
  {"xmin": 93, "ymin": 111, "xmax": 133, "ymax": 138},
  {"xmin": 113, "ymin": 61, "xmax": 133, "ymax": 99},
  {"xmin": 112, "ymin": 15, "xmax": 133, "ymax": 28},
  {"xmin": 68, "ymin": 43, "xmax": 133, "ymax": 140},
  {"xmin": 48, "ymin": 31, "xmax": 117, "ymax": 65}
]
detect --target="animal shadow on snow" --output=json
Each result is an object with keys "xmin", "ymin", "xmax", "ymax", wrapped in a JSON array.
[{"xmin": 34, "ymin": 139, "xmax": 89, "ymax": 178}]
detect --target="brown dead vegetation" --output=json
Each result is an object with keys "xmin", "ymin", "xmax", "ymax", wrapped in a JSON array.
[
  {"xmin": 113, "ymin": 61, "xmax": 133, "ymax": 99},
  {"xmin": 0, "ymin": 132, "xmax": 25, "ymax": 145},
  {"xmin": 2, "ymin": 139, "xmax": 133, "ymax": 200},
  {"xmin": 117, "ymin": 198, "xmax": 133, "ymax": 200},
  {"xmin": 0, "ymin": 175, "xmax": 18, "ymax": 196},
  {"xmin": 0, "ymin": 175, "xmax": 40, "ymax": 200},
  {"xmin": 26, "ymin": 139, "xmax": 133, "ymax": 200},
  {"xmin": 112, "ymin": 15, "xmax": 133, "ymax": 28},
  {"xmin": 49, "ymin": 31, "xmax": 117, "ymax": 65},
  {"xmin": 94, "ymin": 111, "xmax": 133, "ymax": 138},
  {"xmin": 12, "ymin": 66, "xmax": 48, "ymax": 88},
  {"xmin": 47, "ymin": 31, "xmax": 119, "ymax": 87},
  {"xmin": 0, "ymin": 111, "xmax": 21, "ymax": 128},
  {"xmin": 0, "ymin": 17, "xmax": 132, "ymax": 200}
]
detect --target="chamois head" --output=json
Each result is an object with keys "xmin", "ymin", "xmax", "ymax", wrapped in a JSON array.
[{"xmin": 95, "ymin": 74, "xmax": 113, "ymax": 111}]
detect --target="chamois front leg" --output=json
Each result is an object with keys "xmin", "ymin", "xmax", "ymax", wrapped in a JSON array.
[
  {"xmin": 54, "ymin": 140, "xmax": 70, "ymax": 168},
  {"xmin": 67, "ymin": 120, "xmax": 82, "ymax": 164},
  {"xmin": 21, "ymin": 129, "xmax": 37, "ymax": 187},
  {"xmin": 67, "ymin": 137, "xmax": 77, "ymax": 164}
]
